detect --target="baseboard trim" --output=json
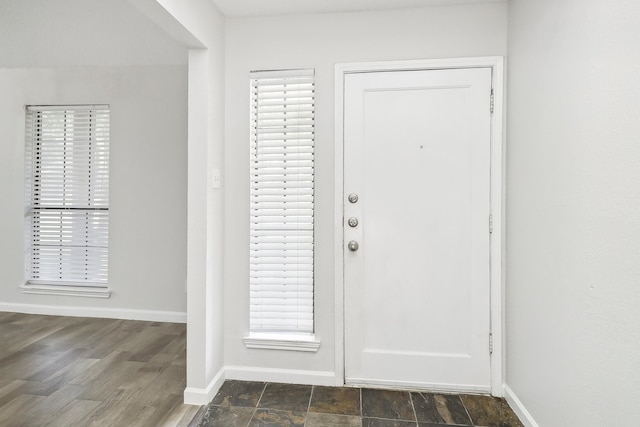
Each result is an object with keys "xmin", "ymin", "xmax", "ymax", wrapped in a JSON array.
[
  {"xmin": 225, "ymin": 365, "xmax": 336, "ymax": 386},
  {"xmin": 184, "ymin": 368, "xmax": 225, "ymax": 406},
  {"xmin": 503, "ymin": 384, "xmax": 540, "ymax": 427},
  {"xmin": 0, "ymin": 302, "xmax": 186, "ymax": 323}
]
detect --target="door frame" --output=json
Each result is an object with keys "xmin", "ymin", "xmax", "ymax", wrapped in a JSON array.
[{"xmin": 333, "ymin": 57, "xmax": 505, "ymax": 396}]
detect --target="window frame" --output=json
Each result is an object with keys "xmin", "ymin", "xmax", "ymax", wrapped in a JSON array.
[{"xmin": 244, "ymin": 69, "xmax": 319, "ymax": 351}]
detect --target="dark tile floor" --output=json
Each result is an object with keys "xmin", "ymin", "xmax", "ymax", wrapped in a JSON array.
[{"xmin": 191, "ymin": 380, "xmax": 524, "ymax": 427}]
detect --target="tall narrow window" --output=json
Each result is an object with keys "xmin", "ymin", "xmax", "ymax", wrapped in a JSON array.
[
  {"xmin": 248, "ymin": 69, "xmax": 316, "ymax": 341},
  {"xmin": 25, "ymin": 105, "xmax": 110, "ymax": 289}
]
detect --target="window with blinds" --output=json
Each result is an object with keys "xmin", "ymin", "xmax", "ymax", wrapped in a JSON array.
[
  {"xmin": 25, "ymin": 105, "xmax": 110, "ymax": 287},
  {"xmin": 249, "ymin": 69, "xmax": 315, "ymax": 335}
]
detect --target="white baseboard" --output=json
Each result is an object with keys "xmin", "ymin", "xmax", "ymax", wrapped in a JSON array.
[
  {"xmin": 0, "ymin": 302, "xmax": 186, "ymax": 323},
  {"xmin": 503, "ymin": 384, "xmax": 540, "ymax": 427},
  {"xmin": 184, "ymin": 368, "xmax": 225, "ymax": 406},
  {"xmin": 225, "ymin": 365, "xmax": 336, "ymax": 386}
]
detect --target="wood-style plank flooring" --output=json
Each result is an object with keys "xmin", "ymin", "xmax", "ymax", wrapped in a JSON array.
[{"xmin": 0, "ymin": 312, "xmax": 199, "ymax": 427}]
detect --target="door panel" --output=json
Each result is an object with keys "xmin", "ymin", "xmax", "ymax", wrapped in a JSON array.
[{"xmin": 343, "ymin": 68, "xmax": 492, "ymax": 391}]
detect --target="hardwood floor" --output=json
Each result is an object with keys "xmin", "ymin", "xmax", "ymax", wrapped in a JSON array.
[{"xmin": 0, "ymin": 312, "xmax": 200, "ymax": 427}]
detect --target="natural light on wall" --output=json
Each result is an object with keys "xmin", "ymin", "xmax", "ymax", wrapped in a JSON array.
[{"xmin": 245, "ymin": 69, "xmax": 319, "ymax": 351}]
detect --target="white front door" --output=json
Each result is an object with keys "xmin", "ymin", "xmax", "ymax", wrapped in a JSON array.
[{"xmin": 343, "ymin": 67, "xmax": 493, "ymax": 392}]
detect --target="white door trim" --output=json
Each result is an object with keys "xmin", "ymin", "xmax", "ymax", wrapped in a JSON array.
[{"xmin": 334, "ymin": 57, "xmax": 505, "ymax": 396}]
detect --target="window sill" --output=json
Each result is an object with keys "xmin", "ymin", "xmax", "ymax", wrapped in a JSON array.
[
  {"xmin": 20, "ymin": 283, "xmax": 111, "ymax": 299},
  {"xmin": 243, "ymin": 333, "xmax": 321, "ymax": 352}
]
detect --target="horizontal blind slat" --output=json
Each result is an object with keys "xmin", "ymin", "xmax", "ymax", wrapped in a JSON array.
[
  {"xmin": 249, "ymin": 70, "xmax": 315, "ymax": 334},
  {"xmin": 25, "ymin": 105, "xmax": 110, "ymax": 286}
]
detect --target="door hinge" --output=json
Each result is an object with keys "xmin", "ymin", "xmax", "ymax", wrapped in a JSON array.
[
  {"xmin": 489, "ymin": 333, "xmax": 494, "ymax": 354},
  {"xmin": 490, "ymin": 89, "xmax": 495, "ymax": 114},
  {"xmin": 489, "ymin": 214, "xmax": 493, "ymax": 234}
]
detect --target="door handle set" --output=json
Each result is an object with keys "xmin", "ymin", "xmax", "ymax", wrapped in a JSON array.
[{"xmin": 347, "ymin": 193, "xmax": 359, "ymax": 252}]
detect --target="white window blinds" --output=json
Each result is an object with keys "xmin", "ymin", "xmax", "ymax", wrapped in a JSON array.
[
  {"xmin": 25, "ymin": 105, "xmax": 110, "ymax": 286},
  {"xmin": 249, "ymin": 69, "xmax": 315, "ymax": 334}
]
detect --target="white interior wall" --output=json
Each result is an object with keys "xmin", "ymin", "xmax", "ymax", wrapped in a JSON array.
[
  {"xmin": 0, "ymin": 0, "xmax": 186, "ymax": 67},
  {"xmin": 0, "ymin": 65, "xmax": 188, "ymax": 319},
  {"xmin": 506, "ymin": 0, "xmax": 640, "ymax": 425},
  {"xmin": 224, "ymin": 2, "xmax": 508, "ymax": 382}
]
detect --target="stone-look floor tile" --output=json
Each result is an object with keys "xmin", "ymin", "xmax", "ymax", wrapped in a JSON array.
[
  {"xmin": 418, "ymin": 424, "xmax": 470, "ymax": 427},
  {"xmin": 249, "ymin": 408, "xmax": 306, "ymax": 427},
  {"xmin": 196, "ymin": 405, "xmax": 255, "ymax": 427},
  {"xmin": 310, "ymin": 386, "xmax": 361, "ymax": 415},
  {"xmin": 258, "ymin": 383, "xmax": 312, "ymax": 412},
  {"xmin": 460, "ymin": 395, "xmax": 524, "ymax": 427},
  {"xmin": 413, "ymin": 392, "xmax": 473, "ymax": 425},
  {"xmin": 431, "ymin": 394, "xmax": 472, "ymax": 425},
  {"xmin": 411, "ymin": 393, "xmax": 446, "ymax": 424},
  {"xmin": 362, "ymin": 389, "xmax": 415, "ymax": 421},
  {"xmin": 362, "ymin": 418, "xmax": 417, "ymax": 427},
  {"xmin": 306, "ymin": 412, "xmax": 362, "ymax": 427},
  {"xmin": 211, "ymin": 380, "xmax": 265, "ymax": 407}
]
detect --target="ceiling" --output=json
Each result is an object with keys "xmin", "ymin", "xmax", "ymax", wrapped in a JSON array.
[{"xmin": 210, "ymin": 0, "xmax": 503, "ymax": 18}]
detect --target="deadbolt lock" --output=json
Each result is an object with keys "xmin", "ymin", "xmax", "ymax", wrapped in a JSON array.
[
  {"xmin": 348, "ymin": 217, "xmax": 359, "ymax": 228},
  {"xmin": 348, "ymin": 193, "xmax": 359, "ymax": 203}
]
